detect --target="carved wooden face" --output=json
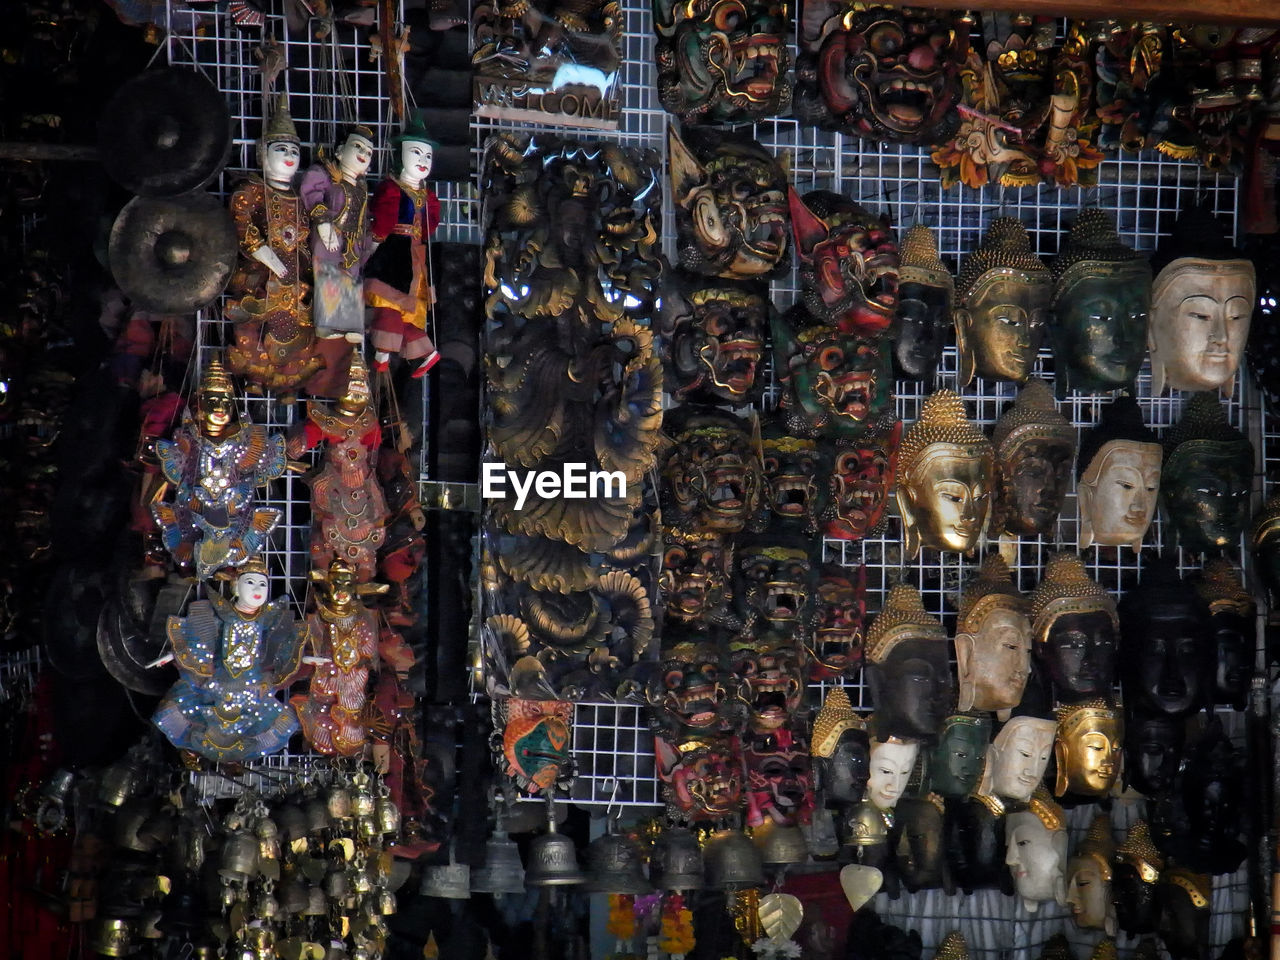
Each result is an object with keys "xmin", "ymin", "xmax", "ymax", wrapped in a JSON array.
[
  {"xmin": 654, "ymin": 0, "xmax": 793, "ymax": 123},
  {"xmin": 929, "ymin": 718, "xmax": 991, "ymax": 798},
  {"xmin": 956, "ymin": 606, "xmax": 1032, "ymax": 713},
  {"xmin": 1065, "ymin": 855, "xmax": 1112, "ymax": 932},
  {"xmin": 893, "ymin": 797, "xmax": 946, "ymax": 892},
  {"xmin": 668, "ymin": 283, "xmax": 770, "ymax": 404},
  {"xmin": 809, "ymin": 569, "xmax": 865, "ymax": 679},
  {"xmin": 670, "ymin": 129, "xmax": 790, "ymax": 280},
  {"xmin": 1161, "ymin": 440, "xmax": 1253, "ymax": 554},
  {"xmin": 500, "ymin": 698, "xmax": 573, "ymax": 794},
  {"xmin": 659, "ymin": 531, "xmax": 730, "ymax": 624},
  {"xmin": 776, "ymin": 315, "xmax": 894, "ymax": 442},
  {"xmin": 1055, "ymin": 710, "xmax": 1123, "ymax": 797},
  {"xmin": 866, "ymin": 739, "xmax": 917, "ymax": 810},
  {"xmin": 897, "ymin": 446, "xmax": 994, "ymax": 555},
  {"xmin": 759, "ymin": 431, "xmax": 824, "ymax": 532},
  {"xmin": 1078, "ymin": 441, "xmax": 1162, "ymax": 551},
  {"xmin": 868, "ymin": 638, "xmax": 952, "ymax": 742},
  {"xmin": 817, "ymin": 728, "xmax": 869, "ymax": 804},
  {"xmin": 648, "ymin": 643, "xmax": 732, "ymax": 737},
  {"xmin": 895, "ymin": 278, "xmax": 951, "ymax": 381},
  {"xmin": 661, "ymin": 738, "xmax": 745, "ymax": 821},
  {"xmin": 957, "ymin": 273, "xmax": 1051, "ymax": 383},
  {"xmin": 1112, "ymin": 862, "xmax": 1160, "ymax": 935},
  {"xmin": 1005, "ymin": 812, "xmax": 1066, "ymax": 910},
  {"xmin": 1038, "ymin": 610, "xmax": 1118, "ymax": 700},
  {"xmin": 998, "ymin": 436, "xmax": 1074, "ymax": 537},
  {"xmin": 984, "ymin": 718, "xmax": 1055, "ymax": 802},
  {"xmin": 812, "ymin": 6, "xmax": 960, "ymax": 145},
  {"xmin": 659, "ymin": 415, "xmax": 763, "ymax": 535},
  {"xmin": 826, "ymin": 425, "xmax": 901, "ymax": 541},
  {"xmin": 1151, "ymin": 260, "xmax": 1254, "ymax": 393},
  {"xmin": 744, "ymin": 735, "xmax": 814, "ymax": 827},
  {"xmin": 1052, "ymin": 262, "xmax": 1151, "ymax": 392}
]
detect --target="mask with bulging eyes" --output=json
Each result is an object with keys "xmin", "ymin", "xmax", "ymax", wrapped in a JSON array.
[
  {"xmin": 664, "ymin": 279, "xmax": 771, "ymax": 405},
  {"xmin": 656, "ymin": 735, "xmax": 745, "ymax": 822},
  {"xmin": 744, "ymin": 732, "xmax": 815, "ymax": 827},
  {"xmin": 729, "ymin": 634, "xmax": 806, "ymax": 734},
  {"xmin": 825, "ymin": 423, "xmax": 902, "ymax": 542},
  {"xmin": 756, "ymin": 415, "xmax": 826, "ymax": 534}
]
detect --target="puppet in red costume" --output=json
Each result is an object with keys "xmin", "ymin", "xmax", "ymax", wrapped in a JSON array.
[{"xmin": 364, "ymin": 113, "xmax": 442, "ymax": 377}]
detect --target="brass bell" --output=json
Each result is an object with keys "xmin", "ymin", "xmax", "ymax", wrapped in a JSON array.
[
  {"xmin": 99, "ymin": 752, "xmax": 144, "ymax": 807},
  {"xmin": 305, "ymin": 797, "xmax": 332, "ymax": 835},
  {"xmin": 326, "ymin": 784, "xmax": 353, "ymax": 821},
  {"xmin": 525, "ymin": 804, "xmax": 584, "ymax": 887},
  {"xmin": 351, "ymin": 864, "xmax": 374, "ymax": 895},
  {"xmin": 115, "ymin": 798, "xmax": 158, "ymax": 853},
  {"xmin": 357, "ymin": 815, "xmax": 379, "ymax": 840},
  {"xmin": 88, "ymin": 917, "xmax": 136, "ymax": 957},
  {"xmin": 470, "ymin": 831, "xmax": 526, "ymax": 895},
  {"xmin": 420, "ymin": 846, "xmax": 472, "ymax": 899},
  {"xmin": 219, "ymin": 830, "xmax": 259, "ymax": 881},
  {"xmin": 378, "ymin": 889, "xmax": 397, "ymax": 915},
  {"xmin": 583, "ymin": 826, "xmax": 650, "ymax": 895},
  {"xmin": 651, "ymin": 827, "xmax": 704, "ymax": 893},
  {"xmin": 278, "ymin": 876, "xmax": 309, "ymax": 915},
  {"xmin": 138, "ymin": 806, "xmax": 176, "ymax": 848},
  {"xmin": 375, "ymin": 789, "xmax": 400, "ymax": 836},
  {"xmin": 324, "ymin": 869, "xmax": 349, "ymax": 899},
  {"xmin": 703, "ymin": 829, "xmax": 764, "ymax": 890},
  {"xmin": 276, "ymin": 803, "xmax": 308, "ymax": 844},
  {"xmin": 350, "ymin": 774, "xmax": 375, "ymax": 818},
  {"xmin": 303, "ymin": 886, "xmax": 328, "ymax": 916},
  {"xmin": 256, "ymin": 881, "xmax": 280, "ymax": 920},
  {"xmin": 752, "ymin": 820, "xmax": 810, "ymax": 866}
]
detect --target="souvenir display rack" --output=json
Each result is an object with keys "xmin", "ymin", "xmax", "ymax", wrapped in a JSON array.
[{"xmin": 152, "ymin": 0, "xmax": 1267, "ymax": 955}]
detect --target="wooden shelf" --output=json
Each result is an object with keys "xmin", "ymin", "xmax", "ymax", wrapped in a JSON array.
[{"xmin": 905, "ymin": 0, "xmax": 1280, "ymax": 27}]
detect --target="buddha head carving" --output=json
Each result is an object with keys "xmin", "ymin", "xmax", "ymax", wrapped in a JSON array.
[
  {"xmin": 929, "ymin": 714, "xmax": 992, "ymax": 799},
  {"xmin": 756, "ymin": 415, "xmax": 825, "ymax": 534},
  {"xmin": 1181, "ymin": 722, "xmax": 1247, "ymax": 875},
  {"xmin": 1252, "ymin": 496, "xmax": 1280, "ymax": 605},
  {"xmin": 656, "ymin": 735, "xmax": 745, "ymax": 823},
  {"xmin": 1004, "ymin": 789, "xmax": 1068, "ymax": 912},
  {"xmin": 653, "ymin": 0, "xmax": 793, "ymax": 124},
  {"xmin": 729, "ymin": 634, "xmax": 805, "ymax": 734},
  {"xmin": 806, "ymin": 5, "xmax": 962, "ymax": 146},
  {"xmin": 659, "ymin": 406, "xmax": 764, "ymax": 535},
  {"xmin": 1119, "ymin": 559, "xmax": 1211, "ymax": 717},
  {"xmin": 866, "ymin": 584, "xmax": 952, "ymax": 742},
  {"xmin": 788, "ymin": 188, "xmax": 899, "ymax": 336},
  {"xmin": 659, "ymin": 529, "xmax": 732, "ymax": 627},
  {"xmin": 895, "ymin": 222, "xmax": 953, "ymax": 382},
  {"xmin": 664, "ymin": 279, "xmax": 770, "ymax": 405},
  {"xmin": 893, "ymin": 795, "xmax": 948, "ymax": 892},
  {"xmin": 895, "ymin": 390, "xmax": 995, "ymax": 558},
  {"xmin": 991, "ymin": 380, "xmax": 1076, "ymax": 538},
  {"xmin": 1053, "ymin": 699, "xmax": 1122, "ymax": 798},
  {"xmin": 1195, "ymin": 558, "xmax": 1255, "ymax": 710},
  {"xmin": 1076, "ymin": 396, "xmax": 1162, "ymax": 552},
  {"xmin": 1160, "ymin": 392, "xmax": 1253, "ymax": 555},
  {"xmin": 731, "ymin": 535, "xmax": 816, "ymax": 633},
  {"xmin": 977, "ymin": 715, "xmax": 1057, "ymax": 803},
  {"xmin": 774, "ymin": 307, "xmax": 895, "ymax": 441},
  {"xmin": 1122, "ymin": 709, "xmax": 1183, "ymax": 796},
  {"xmin": 1050, "ymin": 208, "xmax": 1152, "ymax": 394},
  {"xmin": 670, "ymin": 127, "xmax": 790, "ymax": 281},
  {"xmin": 825, "ymin": 422, "xmax": 902, "ymax": 541},
  {"xmin": 1156, "ymin": 868, "xmax": 1212, "ymax": 960},
  {"xmin": 1110, "ymin": 820, "xmax": 1164, "ymax": 935},
  {"xmin": 954, "ymin": 217, "xmax": 1052, "ymax": 386},
  {"xmin": 944, "ymin": 794, "xmax": 1008, "ymax": 894},
  {"xmin": 867, "ymin": 736, "xmax": 919, "ymax": 811},
  {"xmin": 808, "ymin": 565, "xmax": 866, "ymax": 679},
  {"xmin": 811, "ymin": 687, "xmax": 870, "ymax": 805},
  {"xmin": 1029, "ymin": 553, "xmax": 1119, "ymax": 702},
  {"xmin": 1149, "ymin": 205, "xmax": 1254, "ymax": 397},
  {"xmin": 1065, "ymin": 813, "xmax": 1117, "ymax": 935},
  {"xmin": 955, "ymin": 554, "xmax": 1032, "ymax": 718}
]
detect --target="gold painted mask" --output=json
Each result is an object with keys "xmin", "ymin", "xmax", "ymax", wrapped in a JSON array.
[
  {"xmin": 1065, "ymin": 813, "xmax": 1117, "ymax": 935},
  {"xmin": 895, "ymin": 390, "xmax": 994, "ymax": 558},
  {"xmin": 1053, "ymin": 700, "xmax": 1122, "ymax": 798},
  {"xmin": 955, "ymin": 218, "xmax": 1051, "ymax": 386},
  {"xmin": 954, "ymin": 554, "xmax": 1031, "ymax": 719},
  {"xmin": 1076, "ymin": 397, "xmax": 1161, "ymax": 552}
]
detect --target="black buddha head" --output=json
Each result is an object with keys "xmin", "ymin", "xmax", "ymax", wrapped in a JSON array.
[
  {"xmin": 1029, "ymin": 553, "xmax": 1118, "ymax": 702},
  {"xmin": 944, "ymin": 795, "xmax": 1010, "ymax": 895},
  {"xmin": 1180, "ymin": 722, "xmax": 1247, "ymax": 875},
  {"xmin": 991, "ymin": 380, "xmax": 1075, "ymax": 538},
  {"xmin": 894, "ymin": 222, "xmax": 953, "ymax": 382},
  {"xmin": 1160, "ymin": 392, "xmax": 1253, "ymax": 555},
  {"xmin": 1156, "ymin": 868, "xmax": 1212, "ymax": 960},
  {"xmin": 1118, "ymin": 559, "xmax": 1212, "ymax": 718},
  {"xmin": 866, "ymin": 584, "xmax": 952, "ymax": 742},
  {"xmin": 1122, "ymin": 709, "xmax": 1184, "ymax": 797},
  {"xmin": 1194, "ymin": 557, "xmax": 1255, "ymax": 710},
  {"xmin": 892, "ymin": 796, "xmax": 947, "ymax": 893},
  {"xmin": 810, "ymin": 687, "xmax": 869, "ymax": 806},
  {"xmin": 1111, "ymin": 820, "xmax": 1164, "ymax": 936},
  {"xmin": 928, "ymin": 714, "xmax": 992, "ymax": 799}
]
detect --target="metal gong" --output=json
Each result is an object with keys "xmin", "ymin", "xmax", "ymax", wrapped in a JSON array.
[
  {"xmin": 109, "ymin": 193, "xmax": 237, "ymax": 313},
  {"xmin": 98, "ymin": 68, "xmax": 232, "ymax": 197}
]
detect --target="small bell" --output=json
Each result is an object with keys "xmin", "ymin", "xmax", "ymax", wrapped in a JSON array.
[
  {"xmin": 138, "ymin": 806, "xmax": 177, "ymax": 849},
  {"xmin": 378, "ymin": 889, "xmax": 397, "ymax": 915},
  {"xmin": 470, "ymin": 831, "xmax": 526, "ymax": 895},
  {"xmin": 327, "ymin": 783, "xmax": 353, "ymax": 821},
  {"xmin": 303, "ymin": 886, "xmax": 328, "ymax": 916},
  {"xmin": 256, "ymin": 881, "xmax": 280, "ymax": 920},
  {"xmin": 324, "ymin": 869, "xmax": 349, "ymax": 899},
  {"xmin": 375, "ymin": 788, "xmax": 400, "ymax": 836},
  {"xmin": 752, "ymin": 820, "xmax": 810, "ymax": 866},
  {"xmin": 305, "ymin": 796, "xmax": 332, "ymax": 836},
  {"xmin": 278, "ymin": 876, "xmax": 309, "ymax": 915},
  {"xmin": 703, "ymin": 829, "xmax": 764, "ymax": 890},
  {"xmin": 276, "ymin": 803, "xmax": 308, "ymax": 845},
  {"xmin": 420, "ymin": 845, "xmax": 472, "ymax": 899},
  {"xmin": 99, "ymin": 751, "xmax": 144, "ymax": 807},
  {"xmin": 87, "ymin": 917, "xmax": 136, "ymax": 957},
  {"xmin": 583, "ymin": 823, "xmax": 650, "ymax": 895},
  {"xmin": 219, "ymin": 830, "xmax": 259, "ymax": 881},
  {"xmin": 356, "ymin": 815, "xmax": 379, "ymax": 840},
  {"xmin": 525, "ymin": 798, "xmax": 584, "ymax": 887},
  {"xmin": 651, "ymin": 827, "xmax": 704, "ymax": 893},
  {"xmin": 350, "ymin": 773, "xmax": 375, "ymax": 818}
]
